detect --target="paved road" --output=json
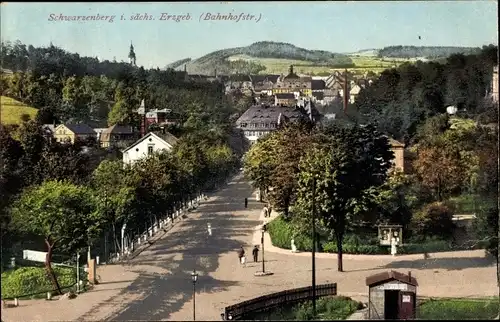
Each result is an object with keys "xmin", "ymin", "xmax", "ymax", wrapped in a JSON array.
[{"xmin": 2, "ymin": 173, "xmax": 496, "ymax": 321}]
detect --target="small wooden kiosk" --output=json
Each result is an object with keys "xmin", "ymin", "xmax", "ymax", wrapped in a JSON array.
[{"xmin": 366, "ymin": 271, "xmax": 418, "ymax": 320}]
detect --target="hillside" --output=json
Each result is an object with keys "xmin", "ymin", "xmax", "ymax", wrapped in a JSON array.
[
  {"xmin": 175, "ymin": 41, "xmax": 354, "ymax": 75},
  {"xmin": 165, "ymin": 58, "xmax": 192, "ymax": 70},
  {"xmin": 0, "ymin": 96, "xmax": 38, "ymax": 125},
  {"xmin": 378, "ymin": 46, "xmax": 481, "ymax": 59}
]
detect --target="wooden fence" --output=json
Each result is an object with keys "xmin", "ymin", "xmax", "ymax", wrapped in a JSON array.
[{"xmin": 222, "ymin": 283, "xmax": 337, "ymax": 320}]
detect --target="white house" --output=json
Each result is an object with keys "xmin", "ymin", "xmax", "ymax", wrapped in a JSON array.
[{"xmin": 122, "ymin": 131, "xmax": 178, "ymax": 165}]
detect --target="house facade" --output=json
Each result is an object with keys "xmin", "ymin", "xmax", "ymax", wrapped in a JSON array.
[
  {"xmin": 122, "ymin": 131, "xmax": 179, "ymax": 165},
  {"xmin": 53, "ymin": 123, "xmax": 96, "ymax": 144},
  {"xmin": 235, "ymin": 104, "xmax": 309, "ymax": 144},
  {"xmin": 100, "ymin": 124, "xmax": 138, "ymax": 148}
]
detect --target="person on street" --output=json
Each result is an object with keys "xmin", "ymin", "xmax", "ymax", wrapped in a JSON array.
[
  {"xmin": 238, "ymin": 246, "xmax": 245, "ymax": 265},
  {"xmin": 252, "ymin": 245, "xmax": 259, "ymax": 262},
  {"xmin": 244, "ymin": 197, "xmax": 248, "ymax": 208}
]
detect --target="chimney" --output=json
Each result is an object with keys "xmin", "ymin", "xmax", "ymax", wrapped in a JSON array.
[
  {"xmin": 408, "ymin": 271, "xmax": 412, "ymax": 283},
  {"xmin": 184, "ymin": 64, "xmax": 187, "ymax": 73}
]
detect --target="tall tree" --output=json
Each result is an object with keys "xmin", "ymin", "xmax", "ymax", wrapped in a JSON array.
[
  {"xmin": 296, "ymin": 124, "xmax": 393, "ymax": 271},
  {"xmin": 11, "ymin": 180, "xmax": 102, "ymax": 294}
]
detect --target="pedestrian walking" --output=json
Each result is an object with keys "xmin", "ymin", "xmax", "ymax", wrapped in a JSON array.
[
  {"xmin": 252, "ymin": 245, "xmax": 259, "ymax": 262},
  {"xmin": 244, "ymin": 197, "xmax": 248, "ymax": 208},
  {"xmin": 237, "ymin": 246, "xmax": 245, "ymax": 265}
]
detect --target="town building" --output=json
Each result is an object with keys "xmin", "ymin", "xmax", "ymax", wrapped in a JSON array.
[
  {"xmin": 272, "ymin": 65, "xmax": 312, "ymax": 97},
  {"xmin": 53, "ymin": 123, "xmax": 96, "ymax": 144},
  {"xmin": 99, "ymin": 124, "xmax": 138, "ymax": 149},
  {"xmin": 122, "ymin": 131, "xmax": 179, "ymax": 165},
  {"xmin": 235, "ymin": 104, "xmax": 310, "ymax": 144},
  {"xmin": 275, "ymin": 93, "xmax": 296, "ymax": 106}
]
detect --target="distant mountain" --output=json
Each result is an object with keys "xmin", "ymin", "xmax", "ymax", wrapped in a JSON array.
[
  {"xmin": 378, "ymin": 46, "xmax": 481, "ymax": 59},
  {"xmin": 175, "ymin": 41, "xmax": 353, "ymax": 75},
  {"xmin": 166, "ymin": 58, "xmax": 191, "ymax": 70}
]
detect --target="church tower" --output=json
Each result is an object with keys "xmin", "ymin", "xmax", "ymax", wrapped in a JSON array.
[{"xmin": 128, "ymin": 42, "xmax": 137, "ymax": 66}]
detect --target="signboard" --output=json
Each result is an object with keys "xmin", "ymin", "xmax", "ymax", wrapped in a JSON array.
[
  {"xmin": 376, "ymin": 283, "xmax": 408, "ymax": 291},
  {"xmin": 23, "ymin": 250, "xmax": 47, "ymax": 263},
  {"xmin": 378, "ymin": 225, "xmax": 403, "ymax": 246},
  {"xmin": 402, "ymin": 295, "xmax": 411, "ymax": 303}
]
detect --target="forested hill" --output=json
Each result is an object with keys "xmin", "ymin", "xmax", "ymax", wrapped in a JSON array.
[
  {"xmin": 175, "ymin": 41, "xmax": 353, "ymax": 75},
  {"xmin": 166, "ymin": 58, "xmax": 192, "ymax": 70},
  {"xmin": 378, "ymin": 45, "xmax": 481, "ymax": 59}
]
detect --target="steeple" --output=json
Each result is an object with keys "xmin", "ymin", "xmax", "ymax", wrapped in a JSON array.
[
  {"xmin": 128, "ymin": 41, "xmax": 137, "ymax": 66},
  {"xmin": 289, "ymin": 65, "xmax": 294, "ymax": 75}
]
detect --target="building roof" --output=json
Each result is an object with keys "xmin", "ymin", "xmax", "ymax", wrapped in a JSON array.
[
  {"xmin": 366, "ymin": 271, "xmax": 418, "ymax": 287},
  {"xmin": 276, "ymin": 93, "xmax": 295, "ymax": 100},
  {"xmin": 100, "ymin": 125, "xmax": 135, "ymax": 142},
  {"xmin": 62, "ymin": 123, "xmax": 96, "ymax": 134},
  {"xmin": 266, "ymin": 75, "xmax": 280, "ymax": 83},
  {"xmin": 122, "ymin": 131, "xmax": 179, "ymax": 153},
  {"xmin": 311, "ymin": 80, "xmax": 326, "ymax": 90},
  {"xmin": 236, "ymin": 104, "xmax": 308, "ymax": 127}
]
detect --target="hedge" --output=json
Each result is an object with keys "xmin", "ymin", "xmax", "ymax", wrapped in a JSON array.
[
  {"xmin": 267, "ymin": 216, "xmax": 466, "ymax": 255},
  {"xmin": 1, "ymin": 266, "xmax": 82, "ymax": 299}
]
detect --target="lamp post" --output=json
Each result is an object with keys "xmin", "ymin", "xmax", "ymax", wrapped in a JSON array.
[
  {"xmin": 191, "ymin": 270, "xmax": 198, "ymax": 321},
  {"xmin": 311, "ymin": 176, "xmax": 317, "ymax": 318},
  {"xmin": 261, "ymin": 224, "xmax": 266, "ymax": 273},
  {"xmin": 254, "ymin": 224, "xmax": 273, "ymax": 276}
]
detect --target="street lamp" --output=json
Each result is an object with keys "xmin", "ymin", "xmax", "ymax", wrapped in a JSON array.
[
  {"xmin": 311, "ymin": 176, "xmax": 317, "ymax": 318},
  {"xmin": 261, "ymin": 224, "xmax": 266, "ymax": 273},
  {"xmin": 254, "ymin": 224, "xmax": 273, "ymax": 276},
  {"xmin": 191, "ymin": 270, "xmax": 198, "ymax": 321}
]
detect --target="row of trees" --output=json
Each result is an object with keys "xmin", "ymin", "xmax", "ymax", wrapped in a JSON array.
[
  {"xmin": 354, "ymin": 45, "xmax": 498, "ymax": 143},
  {"xmin": 1, "ymin": 120, "xmax": 239, "ymax": 294}
]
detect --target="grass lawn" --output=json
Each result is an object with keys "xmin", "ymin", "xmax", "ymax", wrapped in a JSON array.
[
  {"xmin": 247, "ymin": 296, "xmax": 362, "ymax": 320},
  {"xmin": 1, "ymin": 96, "xmax": 38, "ymax": 125},
  {"xmin": 418, "ymin": 298, "xmax": 499, "ymax": 320}
]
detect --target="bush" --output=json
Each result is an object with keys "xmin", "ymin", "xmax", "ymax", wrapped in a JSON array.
[
  {"xmin": 411, "ymin": 202, "xmax": 455, "ymax": 239},
  {"xmin": 267, "ymin": 217, "xmax": 313, "ymax": 251},
  {"xmin": 472, "ymin": 206, "xmax": 498, "ymax": 257},
  {"xmin": 1, "ymin": 266, "xmax": 78, "ymax": 299}
]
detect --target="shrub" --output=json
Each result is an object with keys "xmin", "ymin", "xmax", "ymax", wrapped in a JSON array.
[
  {"xmin": 267, "ymin": 216, "xmax": 313, "ymax": 251},
  {"xmin": 472, "ymin": 206, "xmax": 498, "ymax": 257},
  {"xmin": 1, "ymin": 266, "xmax": 77, "ymax": 299},
  {"xmin": 411, "ymin": 202, "xmax": 455, "ymax": 239}
]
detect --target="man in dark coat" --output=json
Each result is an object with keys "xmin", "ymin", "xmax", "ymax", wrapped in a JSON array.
[
  {"xmin": 238, "ymin": 246, "xmax": 245, "ymax": 264},
  {"xmin": 252, "ymin": 245, "xmax": 259, "ymax": 262}
]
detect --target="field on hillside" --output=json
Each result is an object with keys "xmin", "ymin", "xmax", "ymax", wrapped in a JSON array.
[
  {"xmin": 227, "ymin": 54, "xmax": 408, "ymax": 75},
  {"xmin": 0, "ymin": 96, "xmax": 38, "ymax": 125}
]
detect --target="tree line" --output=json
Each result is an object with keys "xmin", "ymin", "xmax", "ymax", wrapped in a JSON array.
[
  {"xmin": 1, "ymin": 40, "xmax": 244, "ymax": 130},
  {"xmin": 354, "ymin": 45, "xmax": 498, "ymax": 144}
]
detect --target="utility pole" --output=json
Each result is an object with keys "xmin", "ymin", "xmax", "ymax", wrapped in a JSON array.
[
  {"xmin": 311, "ymin": 177, "xmax": 317, "ymax": 318},
  {"xmin": 342, "ymin": 69, "xmax": 350, "ymax": 115}
]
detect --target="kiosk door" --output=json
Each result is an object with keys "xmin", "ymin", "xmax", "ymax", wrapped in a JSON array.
[{"xmin": 398, "ymin": 291, "xmax": 415, "ymax": 319}]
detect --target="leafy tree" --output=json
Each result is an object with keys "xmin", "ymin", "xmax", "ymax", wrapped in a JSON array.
[
  {"xmin": 92, "ymin": 160, "xmax": 139, "ymax": 253},
  {"xmin": 296, "ymin": 124, "xmax": 393, "ymax": 272},
  {"xmin": 10, "ymin": 180, "xmax": 102, "ymax": 294}
]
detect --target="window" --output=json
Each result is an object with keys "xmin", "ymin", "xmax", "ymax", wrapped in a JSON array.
[{"xmin": 147, "ymin": 145, "xmax": 154, "ymax": 155}]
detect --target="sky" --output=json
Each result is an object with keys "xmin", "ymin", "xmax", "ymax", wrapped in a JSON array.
[{"xmin": 1, "ymin": 1, "xmax": 498, "ymax": 69}]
